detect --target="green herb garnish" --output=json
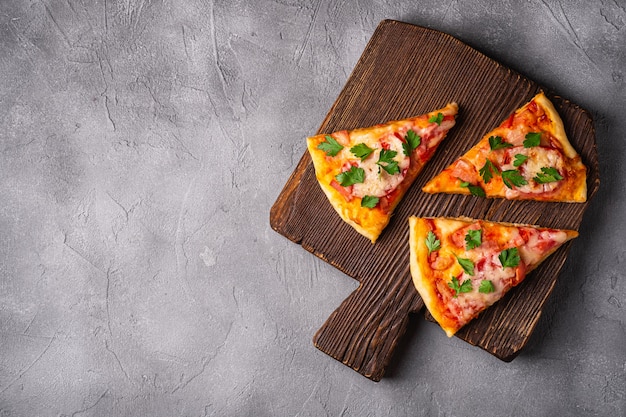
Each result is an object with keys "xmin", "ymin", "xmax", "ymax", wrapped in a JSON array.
[
  {"xmin": 425, "ymin": 231, "xmax": 441, "ymax": 254},
  {"xmin": 523, "ymin": 132, "xmax": 541, "ymax": 148},
  {"xmin": 317, "ymin": 135, "xmax": 344, "ymax": 156},
  {"xmin": 499, "ymin": 247, "xmax": 521, "ymax": 269},
  {"xmin": 465, "ymin": 229, "xmax": 482, "ymax": 250},
  {"xmin": 449, "ymin": 276, "xmax": 473, "ymax": 298},
  {"xmin": 501, "ymin": 169, "xmax": 528, "ymax": 188},
  {"xmin": 479, "ymin": 159, "xmax": 499, "ymax": 183},
  {"xmin": 479, "ymin": 280, "xmax": 495, "ymax": 294},
  {"xmin": 335, "ymin": 166, "xmax": 365, "ymax": 186},
  {"xmin": 513, "ymin": 154, "xmax": 529, "ymax": 167},
  {"xmin": 350, "ymin": 143, "xmax": 374, "ymax": 161},
  {"xmin": 533, "ymin": 167, "xmax": 563, "ymax": 184},
  {"xmin": 489, "ymin": 135, "xmax": 513, "ymax": 150},
  {"xmin": 454, "ymin": 254, "xmax": 475, "ymax": 276},
  {"xmin": 428, "ymin": 112, "xmax": 444, "ymax": 125},
  {"xmin": 361, "ymin": 195, "xmax": 379, "ymax": 208},
  {"xmin": 377, "ymin": 149, "xmax": 400, "ymax": 175},
  {"xmin": 460, "ymin": 180, "xmax": 486, "ymax": 197},
  {"xmin": 403, "ymin": 129, "xmax": 421, "ymax": 156}
]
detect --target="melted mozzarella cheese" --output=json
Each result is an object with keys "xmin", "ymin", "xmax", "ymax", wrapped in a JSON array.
[
  {"xmin": 518, "ymin": 228, "xmax": 569, "ymax": 266},
  {"xmin": 350, "ymin": 132, "xmax": 410, "ymax": 198},
  {"xmin": 499, "ymin": 146, "xmax": 565, "ymax": 196},
  {"xmin": 503, "ymin": 123, "xmax": 528, "ymax": 146},
  {"xmin": 448, "ymin": 250, "xmax": 519, "ymax": 323}
]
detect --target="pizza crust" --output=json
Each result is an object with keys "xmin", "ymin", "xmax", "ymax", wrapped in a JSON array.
[
  {"xmin": 532, "ymin": 92, "xmax": 576, "ymax": 158},
  {"xmin": 408, "ymin": 216, "xmax": 459, "ymax": 335}
]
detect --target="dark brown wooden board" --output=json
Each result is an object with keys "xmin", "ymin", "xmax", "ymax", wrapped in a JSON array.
[{"xmin": 270, "ymin": 20, "xmax": 599, "ymax": 381}]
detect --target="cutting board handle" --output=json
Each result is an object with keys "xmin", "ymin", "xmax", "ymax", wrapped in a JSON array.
[{"xmin": 313, "ymin": 273, "xmax": 423, "ymax": 381}]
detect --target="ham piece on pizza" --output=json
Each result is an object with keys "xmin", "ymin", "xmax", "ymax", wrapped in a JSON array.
[
  {"xmin": 422, "ymin": 92, "xmax": 587, "ymax": 202},
  {"xmin": 408, "ymin": 216, "xmax": 578, "ymax": 337},
  {"xmin": 307, "ymin": 103, "xmax": 458, "ymax": 243}
]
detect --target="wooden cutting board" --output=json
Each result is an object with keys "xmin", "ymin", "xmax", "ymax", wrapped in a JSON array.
[{"xmin": 270, "ymin": 20, "xmax": 599, "ymax": 381}]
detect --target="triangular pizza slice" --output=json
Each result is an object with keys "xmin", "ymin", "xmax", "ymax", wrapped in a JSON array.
[
  {"xmin": 307, "ymin": 103, "xmax": 458, "ymax": 243},
  {"xmin": 408, "ymin": 216, "xmax": 578, "ymax": 337},
  {"xmin": 422, "ymin": 92, "xmax": 587, "ymax": 202}
]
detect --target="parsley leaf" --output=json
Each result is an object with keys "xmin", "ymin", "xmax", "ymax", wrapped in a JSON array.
[
  {"xmin": 454, "ymin": 254, "xmax": 475, "ymax": 276},
  {"xmin": 403, "ymin": 129, "xmax": 421, "ymax": 156},
  {"xmin": 499, "ymin": 247, "xmax": 520, "ymax": 269},
  {"xmin": 501, "ymin": 169, "xmax": 528, "ymax": 188},
  {"xmin": 533, "ymin": 167, "xmax": 563, "ymax": 184},
  {"xmin": 428, "ymin": 112, "xmax": 444, "ymax": 125},
  {"xmin": 361, "ymin": 195, "xmax": 379, "ymax": 208},
  {"xmin": 383, "ymin": 163, "xmax": 400, "ymax": 175},
  {"xmin": 460, "ymin": 279, "xmax": 473, "ymax": 293},
  {"xmin": 317, "ymin": 135, "xmax": 344, "ymax": 156},
  {"xmin": 377, "ymin": 149, "xmax": 400, "ymax": 175},
  {"xmin": 489, "ymin": 135, "xmax": 513, "ymax": 150},
  {"xmin": 335, "ymin": 166, "xmax": 365, "ymax": 186},
  {"xmin": 378, "ymin": 149, "xmax": 397, "ymax": 164},
  {"xmin": 425, "ymin": 231, "xmax": 441, "ymax": 254},
  {"xmin": 479, "ymin": 280, "xmax": 495, "ymax": 294},
  {"xmin": 350, "ymin": 143, "xmax": 374, "ymax": 161},
  {"xmin": 465, "ymin": 229, "xmax": 482, "ymax": 250},
  {"xmin": 448, "ymin": 276, "xmax": 473, "ymax": 298},
  {"xmin": 479, "ymin": 159, "xmax": 499, "ymax": 183},
  {"xmin": 523, "ymin": 132, "xmax": 541, "ymax": 148},
  {"xmin": 402, "ymin": 143, "xmax": 411, "ymax": 158},
  {"xmin": 460, "ymin": 180, "xmax": 486, "ymax": 197},
  {"xmin": 513, "ymin": 153, "xmax": 529, "ymax": 167}
]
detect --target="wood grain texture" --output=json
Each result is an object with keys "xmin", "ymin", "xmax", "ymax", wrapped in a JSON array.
[{"xmin": 269, "ymin": 20, "xmax": 599, "ymax": 381}]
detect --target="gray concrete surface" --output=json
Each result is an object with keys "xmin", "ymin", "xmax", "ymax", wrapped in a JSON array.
[{"xmin": 0, "ymin": 1, "xmax": 624, "ymax": 416}]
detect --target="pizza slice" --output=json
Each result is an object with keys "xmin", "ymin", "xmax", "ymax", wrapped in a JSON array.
[
  {"xmin": 422, "ymin": 92, "xmax": 587, "ymax": 202},
  {"xmin": 307, "ymin": 103, "xmax": 458, "ymax": 243},
  {"xmin": 408, "ymin": 216, "xmax": 578, "ymax": 337}
]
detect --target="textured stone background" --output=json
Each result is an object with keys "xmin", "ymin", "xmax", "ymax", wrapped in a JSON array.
[{"xmin": 0, "ymin": 1, "xmax": 624, "ymax": 416}]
